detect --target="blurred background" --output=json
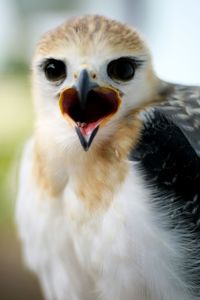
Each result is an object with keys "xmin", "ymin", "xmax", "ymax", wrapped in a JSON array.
[{"xmin": 0, "ymin": 0, "xmax": 200, "ymax": 299}]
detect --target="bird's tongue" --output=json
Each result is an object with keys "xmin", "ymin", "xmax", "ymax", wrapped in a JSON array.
[{"xmin": 77, "ymin": 120, "xmax": 101, "ymax": 136}]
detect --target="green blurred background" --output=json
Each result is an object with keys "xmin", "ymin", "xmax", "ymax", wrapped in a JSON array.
[{"xmin": 0, "ymin": 0, "xmax": 200, "ymax": 299}]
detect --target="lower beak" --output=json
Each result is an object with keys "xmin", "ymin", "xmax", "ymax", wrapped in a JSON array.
[{"xmin": 59, "ymin": 70, "xmax": 121, "ymax": 151}]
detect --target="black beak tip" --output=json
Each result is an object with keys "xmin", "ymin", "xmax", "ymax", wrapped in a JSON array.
[{"xmin": 75, "ymin": 126, "xmax": 99, "ymax": 151}]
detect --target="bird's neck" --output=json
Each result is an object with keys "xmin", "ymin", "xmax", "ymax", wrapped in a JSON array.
[{"xmin": 33, "ymin": 114, "xmax": 142, "ymax": 212}]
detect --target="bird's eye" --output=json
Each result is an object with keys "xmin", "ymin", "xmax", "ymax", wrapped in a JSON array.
[
  {"xmin": 107, "ymin": 57, "xmax": 136, "ymax": 81},
  {"xmin": 43, "ymin": 59, "xmax": 66, "ymax": 82}
]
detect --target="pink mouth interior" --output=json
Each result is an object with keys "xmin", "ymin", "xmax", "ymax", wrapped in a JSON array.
[
  {"xmin": 78, "ymin": 121, "xmax": 101, "ymax": 136},
  {"xmin": 60, "ymin": 88, "xmax": 120, "ymax": 135}
]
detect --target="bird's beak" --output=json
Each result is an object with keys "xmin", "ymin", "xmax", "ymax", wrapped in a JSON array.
[{"xmin": 59, "ymin": 69, "xmax": 121, "ymax": 151}]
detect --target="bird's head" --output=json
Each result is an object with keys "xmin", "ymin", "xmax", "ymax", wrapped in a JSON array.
[{"xmin": 33, "ymin": 15, "xmax": 159, "ymax": 153}]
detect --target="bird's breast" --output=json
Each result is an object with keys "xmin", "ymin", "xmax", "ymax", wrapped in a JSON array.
[{"xmin": 61, "ymin": 165, "xmax": 148, "ymax": 269}]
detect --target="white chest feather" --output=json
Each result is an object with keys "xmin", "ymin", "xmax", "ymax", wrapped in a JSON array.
[{"xmin": 16, "ymin": 141, "xmax": 192, "ymax": 300}]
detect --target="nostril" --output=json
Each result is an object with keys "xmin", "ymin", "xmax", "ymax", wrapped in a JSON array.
[{"xmin": 91, "ymin": 73, "xmax": 97, "ymax": 80}]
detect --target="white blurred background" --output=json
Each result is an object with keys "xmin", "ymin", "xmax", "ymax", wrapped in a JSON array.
[{"xmin": 0, "ymin": 0, "xmax": 200, "ymax": 84}]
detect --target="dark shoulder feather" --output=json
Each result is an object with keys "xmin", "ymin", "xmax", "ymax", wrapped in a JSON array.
[
  {"xmin": 130, "ymin": 108, "xmax": 200, "ymax": 231},
  {"xmin": 156, "ymin": 82, "xmax": 200, "ymax": 156}
]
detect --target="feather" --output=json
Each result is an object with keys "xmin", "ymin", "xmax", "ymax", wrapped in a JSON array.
[{"xmin": 157, "ymin": 82, "xmax": 200, "ymax": 156}]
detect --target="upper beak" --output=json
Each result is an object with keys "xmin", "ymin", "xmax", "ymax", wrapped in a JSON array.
[
  {"xmin": 75, "ymin": 69, "xmax": 99, "ymax": 109},
  {"xmin": 59, "ymin": 69, "xmax": 121, "ymax": 151}
]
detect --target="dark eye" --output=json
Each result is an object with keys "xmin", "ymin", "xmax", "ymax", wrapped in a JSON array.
[
  {"xmin": 107, "ymin": 57, "xmax": 136, "ymax": 81},
  {"xmin": 43, "ymin": 59, "xmax": 66, "ymax": 82}
]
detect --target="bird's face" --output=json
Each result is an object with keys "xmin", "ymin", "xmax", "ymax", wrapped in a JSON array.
[{"xmin": 33, "ymin": 16, "xmax": 158, "ymax": 152}]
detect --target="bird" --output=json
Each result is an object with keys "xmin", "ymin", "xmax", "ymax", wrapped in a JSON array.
[{"xmin": 16, "ymin": 15, "xmax": 200, "ymax": 300}]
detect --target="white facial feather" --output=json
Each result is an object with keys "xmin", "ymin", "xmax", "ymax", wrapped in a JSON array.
[{"xmin": 32, "ymin": 30, "xmax": 157, "ymax": 152}]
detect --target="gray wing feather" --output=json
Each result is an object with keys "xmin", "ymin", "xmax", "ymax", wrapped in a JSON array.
[{"xmin": 155, "ymin": 82, "xmax": 200, "ymax": 156}]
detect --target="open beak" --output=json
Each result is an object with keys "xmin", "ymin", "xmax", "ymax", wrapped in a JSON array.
[{"xmin": 59, "ymin": 69, "xmax": 121, "ymax": 151}]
